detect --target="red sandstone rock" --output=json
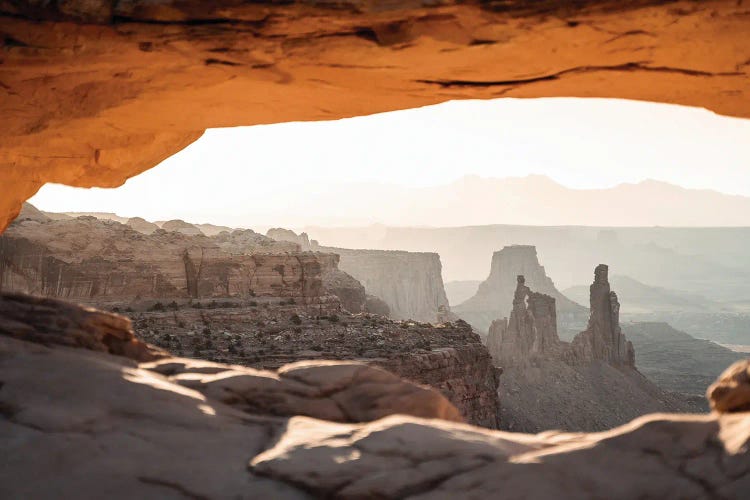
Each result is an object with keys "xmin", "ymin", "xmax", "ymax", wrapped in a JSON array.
[
  {"xmin": 0, "ymin": 293, "xmax": 747, "ymax": 499},
  {"xmin": 708, "ymin": 359, "xmax": 750, "ymax": 414}
]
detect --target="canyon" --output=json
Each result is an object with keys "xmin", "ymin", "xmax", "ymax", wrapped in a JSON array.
[
  {"xmin": 1, "ymin": 2, "xmax": 749, "ymax": 494},
  {"xmin": 486, "ymin": 265, "xmax": 693, "ymax": 432},
  {"xmin": 0, "ymin": 208, "xmax": 498, "ymax": 427}
]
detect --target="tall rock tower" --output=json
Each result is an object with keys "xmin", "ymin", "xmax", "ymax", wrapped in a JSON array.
[
  {"xmin": 569, "ymin": 264, "xmax": 635, "ymax": 366},
  {"xmin": 486, "ymin": 275, "xmax": 561, "ymax": 366}
]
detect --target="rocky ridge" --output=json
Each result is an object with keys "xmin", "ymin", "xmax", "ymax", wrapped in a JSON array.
[
  {"xmin": 0, "ymin": 211, "xmax": 360, "ymax": 311},
  {"xmin": 1, "ymin": 292, "xmax": 749, "ymax": 498},
  {"xmin": 129, "ymin": 300, "xmax": 500, "ymax": 429}
]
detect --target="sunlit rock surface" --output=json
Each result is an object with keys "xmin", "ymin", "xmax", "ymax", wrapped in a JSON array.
[
  {"xmin": 2, "ymin": 0, "xmax": 750, "ymax": 230},
  {"xmin": 1, "ymin": 292, "xmax": 748, "ymax": 499}
]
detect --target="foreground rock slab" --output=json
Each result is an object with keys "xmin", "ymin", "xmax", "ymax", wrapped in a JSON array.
[{"xmin": 1, "ymin": 294, "xmax": 749, "ymax": 498}]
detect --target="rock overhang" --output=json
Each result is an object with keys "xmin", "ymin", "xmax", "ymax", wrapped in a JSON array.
[{"xmin": 1, "ymin": 0, "xmax": 749, "ymax": 231}]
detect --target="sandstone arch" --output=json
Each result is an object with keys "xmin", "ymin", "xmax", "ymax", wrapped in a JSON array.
[{"xmin": 1, "ymin": 0, "xmax": 749, "ymax": 230}]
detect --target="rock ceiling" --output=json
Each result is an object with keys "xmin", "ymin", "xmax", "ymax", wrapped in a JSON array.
[{"xmin": 1, "ymin": 0, "xmax": 749, "ymax": 230}]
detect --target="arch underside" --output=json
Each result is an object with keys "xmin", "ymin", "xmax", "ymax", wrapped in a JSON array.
[{"xmin": 1, "ymin": 0, "xmax": 748, "ymax": 230}]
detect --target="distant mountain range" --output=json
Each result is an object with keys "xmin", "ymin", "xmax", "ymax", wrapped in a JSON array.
[{"xmin": 297, "ymin": 175, "xmax": 750, "ymax": 227}]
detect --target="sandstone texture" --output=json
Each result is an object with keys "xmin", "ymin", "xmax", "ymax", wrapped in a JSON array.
[
  {"xmin": 130, "ymin": 302, "xmax": 500, "ymax": 428},
  {"xmin": 4, "ymin": 1, "xmax": 749, "ymax": 231},
  {"xmin": 455, "ymin": 245, "xmax": 587, "ymax": 334},
  {"xmin": 1, "ymin": 292, "xmax": 749, "ymax": 499},
  {"xmin": 0, "ymin": 212, "xmax": 336, "ymax": 306},
  {"xmin": 709, "ymin": 359, "xmax": 750, "ymax": 414}
]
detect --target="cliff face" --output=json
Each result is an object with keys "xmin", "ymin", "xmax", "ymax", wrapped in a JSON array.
[
  {"xmin": 487, "ymin": 265, "xmax": 687, "ymax": 432},
  {"xmin": 130, "ymin": 301, "xmax": 499, "ymax": 428},
  {"xmin": 264, "ymin": 228, "xmax": 448, "ymax": 321},
  {"xmin": 454, "ymin": 245, "xmax": 586, "ymax": 334},
  {"xmin": 326, "ymin": 247, "xmax": 451, "ymax": 323},
  {"xmin": 317, "ymin": 252, "xmax": 367, "ymax": 314},
  {"xmin": 0, "ymin": 215, "xmax": 336, "ymax": 306}
]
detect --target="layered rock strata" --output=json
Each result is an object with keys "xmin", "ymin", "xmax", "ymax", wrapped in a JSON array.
[
  {"xmin": 323, "ymin": 247, "xmax": 452, "ymax": 323},
  {"xmin": 0, "ymin": 214, "xmax": 335, "ymax": 307},
  {"xmin": 455, "ymin": 245, "xmax": 587, "ymax": 334},
  {"xmin": 1, "ymin": 293, "xmax": 749, "ymax": 499}
]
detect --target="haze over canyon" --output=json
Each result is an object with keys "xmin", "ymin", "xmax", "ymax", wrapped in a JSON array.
[{"xmin": 3, "ymin": 2, "xmax": 750, "ymax": 496}]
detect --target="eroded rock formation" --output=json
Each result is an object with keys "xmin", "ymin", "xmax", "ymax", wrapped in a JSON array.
[
  {"xmin": 1, "ymin": 293, "xmax": 748, "ymax": 498},
  {"xmin": 3, "ymin": 1, "xmax": 749, "ymax": 232},
  {"xmin": 0, "ymin": 213, "xmax": 336, "ymax": 306},
  {"xmin": 568, "ymin": 264, "xmax": 635, "ymax": 366},
  {"xmin": 266, "ymin": 228, "xmax": 317, "ymax": 249},
  {"xmin": 488, "ymin": 265, "xmax": 635, "ymax": 367},
  {"xmin": 126, "ymin": 216, "xmax": 159, "ymax": 234},
  {"xmin": 487, "ymin": 266, "xmax": 685, "ymax": 431},
  {"xmin": 161, "ymin": 219, "xmax": 203, "ymax": 236},
  {"xmin": 265, "ymin": 228, "xmax": 451, "ymax": 322},
  {"xmin": 455, "ymin": 245, "xmax": 587, "ymax": 333},
  {"xmin": 486, "ymin": 275, "xmax": 561, "ymax": 366}
]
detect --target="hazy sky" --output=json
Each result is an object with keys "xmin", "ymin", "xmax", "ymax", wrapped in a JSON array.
[{"xmin": 31, "ymin": 97, "xmax": 750, "ymax": 228}]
